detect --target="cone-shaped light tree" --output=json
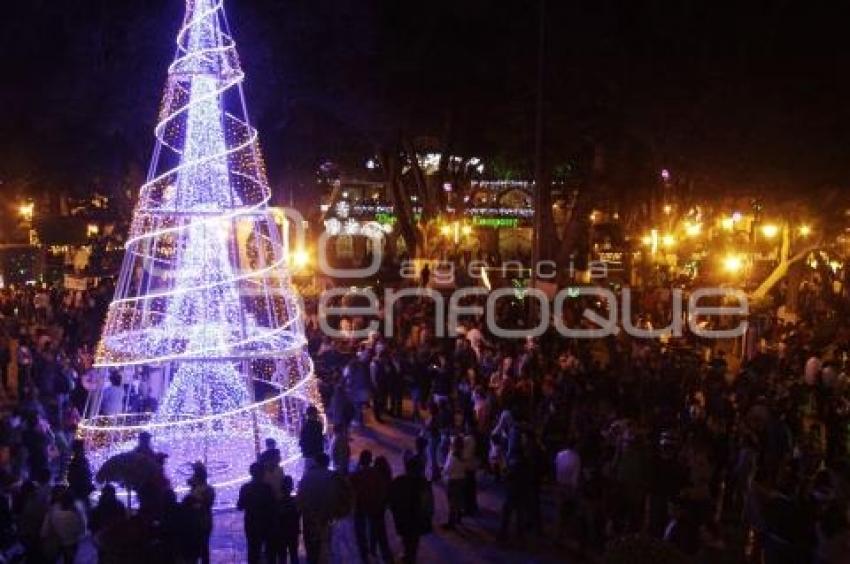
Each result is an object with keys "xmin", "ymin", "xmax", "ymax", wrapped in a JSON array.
[{"xmin": 78, "ymin": 0, "xmax": 320, "ymax": 499}]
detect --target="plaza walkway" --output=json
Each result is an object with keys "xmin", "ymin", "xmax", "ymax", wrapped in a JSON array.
[{"xmin": 205, "ymin": 418, "xmax": 568, "ymax": 563}]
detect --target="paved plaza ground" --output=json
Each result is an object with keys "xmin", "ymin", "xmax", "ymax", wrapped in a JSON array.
[
  {"xmin": 210, "ymin": 418, "xmax": 567, "ymax": 563},
  {"xmin": 77, "ymin": 415, "xmax": 569, "ymax": 563}
]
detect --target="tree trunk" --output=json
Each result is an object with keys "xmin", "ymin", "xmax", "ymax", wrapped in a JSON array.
[{"xmin": 383, "ymin": 148, "xmax": 420, "ymax": 257}]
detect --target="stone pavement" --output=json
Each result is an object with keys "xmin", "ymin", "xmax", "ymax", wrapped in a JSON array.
[
  {"xmin": 77, "ymin": 416, "xmax": 570, "ymax": 563},
  {"xmin": 207, "ymin": 418, "xmax": 568, "ymax": 563}
]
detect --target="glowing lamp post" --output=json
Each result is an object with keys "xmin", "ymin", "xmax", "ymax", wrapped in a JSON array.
[
  {"xmin": 760, "ymin": 224, "xmax": 779, "ymax": 239},
  {"xmin": 723, "ymin": 254, "xmax": 744, "ymax": 274},
  {"xmin": 289, "ymin": 248, "xmax": 311, "ymax": 270},
  {"xmin": 18, "ymin": 202, "xmax": 34, "ymax": 222},
  {"xmin": 684, "ymin": 222, "xmax": 702, "ymax": 237}
]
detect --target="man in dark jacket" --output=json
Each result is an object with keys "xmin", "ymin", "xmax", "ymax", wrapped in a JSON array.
[
  {"xmin": 390, "ymin": 455, "xmax": 433, "ymax": 564},
  {"xmin": 299, "ymin": 405, "xmax": 325, "ymax": 462},
  {"xmin": 344, "ymin": 351, "xmax": 372, "ymax": 426},
  {"xmin": 350, "ymin": 449, "xmax": 377, "ymax": 562},
  {"xmin": 237, "ymin": 462, "xmax": 276, "ymax": 564},
  {"xmin": 298, "ymin": 453, "xmax": 347, "ymax": 564},
  {"xmin": 370, "ymin": 346, "xmax": 391, "ymax": 423}
]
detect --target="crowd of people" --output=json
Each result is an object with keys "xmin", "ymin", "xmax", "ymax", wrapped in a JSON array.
[
  {"xmin": 302, "ymin": 276, "xmax": 850, "ymax": 563},
  {"xmin": 0, "ymin": 268, "xmax": 849, "ymax": 563}
]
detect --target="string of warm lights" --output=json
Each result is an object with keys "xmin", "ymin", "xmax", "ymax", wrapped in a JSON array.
[{"xmin": 78, "ymin": 0, "xmax": 323, "ymax": 502}]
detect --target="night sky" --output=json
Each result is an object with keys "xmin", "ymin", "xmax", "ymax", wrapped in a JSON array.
[{"xmin": 3, "ymin": 0, "xmax": 850, "ymax": 203}]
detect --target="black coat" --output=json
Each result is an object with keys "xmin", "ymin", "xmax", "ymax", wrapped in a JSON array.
[
  {"xmin": 237, "ymin": 480, "xmax": 276, "ymax": 538},
  {"xmin": 389, "ymin": 473, "xmax": 432, "ymax": 537},
  {"xmin": 299, "ymin": 419, "xmax": 324, "ymax": 458}
]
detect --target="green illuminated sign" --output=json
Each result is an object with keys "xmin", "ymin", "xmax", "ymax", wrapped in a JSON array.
[
  {"xmin": 472, "ymin": 216, "xmax": 519, "ymax": 228},
  {"xmin": 375, "ymin": 213, "xmax": 397, "ymax": 225}
]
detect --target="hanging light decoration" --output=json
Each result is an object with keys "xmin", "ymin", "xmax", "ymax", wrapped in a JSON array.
[{"xmin": 78, "ymin": 0, "xmax": 322, "ymax": 504}]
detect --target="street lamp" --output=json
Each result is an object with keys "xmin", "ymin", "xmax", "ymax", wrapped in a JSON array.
[
  {"xmin": 19, "ymin": 202, "xmax": 34, "ymax": 222},
  {"xmin": 760, "ymin": 224, "xmax": 779, "ymax": 239},
  {"xmin": 798, "ymin": 224, "xmax": 811, "ymax": 237},
  {"xmin": 722, "ymin": 254, "xmax": 744, "ymax": 274},
  {"xmin": 289, "ymin": 248, "xmax": 310, "ymax": 269},
  {"xmin": 684, "ymin": 222, "xmax": 701, "ymax": 237}
]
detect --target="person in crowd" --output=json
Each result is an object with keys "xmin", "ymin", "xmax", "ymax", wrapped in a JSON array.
[
  {"xmin": 369, "ymin": 456, "xmax": 394, "ymax": 563},
  {"xmin": 370, "ymin": 344, "xmax": 390, "ymax": 423},
  {"xmin": 351, "ymin": 449, "xmax": 376, "ymax": 562},
  {"xmin": 237, "ymin": 462, "xmax": 276, "ymax": 564},
  {"xmin": 298, "ymin": 452, "xmax": 348, "ymax": 564},
  {"xmin": 554, "ymin": 438, "xmax": 581, "ymax": 540},
  {"xmin": 462, "ymin": 430, "xmax": 478, "ymax": 517},
  {"xmin": 17, "ymin": 338, "xmax": 33, "ymax": 402},
  {"xmin": 261, "ymin": 444, "xmax": 284, "ymax": 501},
  {"xmin": 0, "ymin": 332, "xmax": 10, "ymax": 392},
  {"xmin": 99, "ymin": 370, "xmax": 125, "ymax": 416},
  {"xmin": 662, "ymin": 497, "xmax": 699, "ymax": 556},
  {"xmin": 41, "ymin": 487, "xmax": 86, "ymax": 564},
  {"xmin": 21, "ymin": 410, "xmax": 51, "ymax": 482},
  {"xmin": 133, "ymin": 431, "xmax": 157, "ymax": 462},
  {"xmin": 330, "ymin": 425, "xmax": 350, "ymax": 475},
  {"xmin": 344, "ymin": 350, "xmax": 373, "ymax": 427},
  {"xmin": 299, "ymin": 405, "xmax": 325, "ymax": 463},
  {"xmin": 17, "ymin": 468, "xmax": 52, "ymax": 561},
  {"xmin": 261, "ymin": 437, "xmax": 279, "ymax": 461},
  {"xmin": 442, "ymin": 435, "xmax": 466, "ymax": 530},
  {"xmin": 8, "ymin": 253, "xmax": 850, "ymax": 563},
  {"xmin": 390, "ymin": 455, "xmax": 433, "ymax": 564},
  {"xmin": 89, "ymin": 483, "xmax": 127, "ymax": 536},
  {"xmin": 66, "ymin": 439, "xmax": 93, "ymax": 507},
  {"xmin": 184, "ymin": 461, "xmax": 215, "ymax": 564},
  {"xmin": 277, "ymin": 474, "xmax": 301, "ymax": 564},
  {"xmin": 422, "ymin": 402, "xmax": 442, "ymax": 482},
  {"xmin": 500, "ymin": 425, "xmax": 529, "ymax": 542},
  {"xmin": 388, "ymin": 348, "xmax": 405, "ymax": 418},
  {"xmin": 330, "ymin": 383, "xmax": 355, "ymax": 437}
]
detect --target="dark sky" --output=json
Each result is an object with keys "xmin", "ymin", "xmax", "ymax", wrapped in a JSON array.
[{"xmin": 3, "ymin": 0, "xmax": 850, "ymax": 202}]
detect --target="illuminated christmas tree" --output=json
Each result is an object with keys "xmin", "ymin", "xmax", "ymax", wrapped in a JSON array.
[{"xmin": 78, "ymin": 0, "xmax": 320, "ymax": 499}]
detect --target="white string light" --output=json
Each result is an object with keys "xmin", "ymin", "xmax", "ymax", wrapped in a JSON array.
[{"xmin": 78, "ymin": 0, "xmax": 323, "ymax": 502}]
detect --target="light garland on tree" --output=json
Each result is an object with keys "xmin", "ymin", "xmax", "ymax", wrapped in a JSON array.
[{"xmin": 77, "ymin": 0, "xmax": 323, "ymax": 503}]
